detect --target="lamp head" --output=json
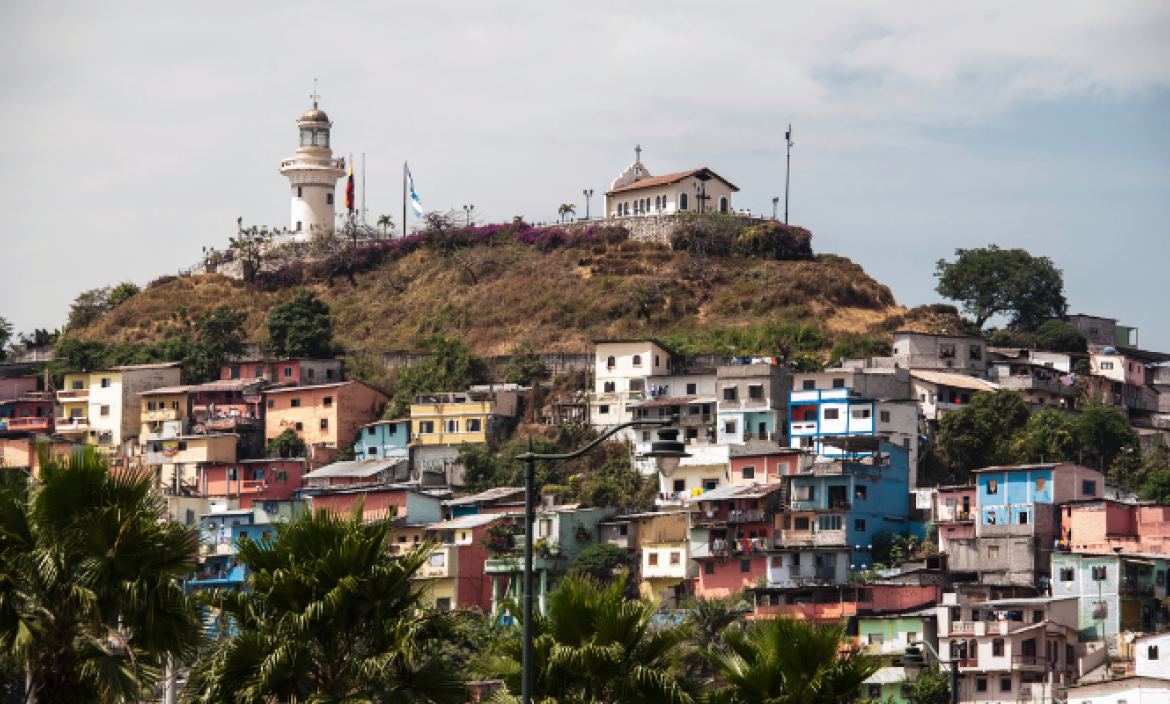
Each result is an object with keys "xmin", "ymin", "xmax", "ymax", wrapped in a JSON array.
[
  {"xmin": 643, "ymin": 428, "xmax": 689, "ymax": 477},
  {"xmin": 901, "ymin": 644, "xmax": 926, "ymax": 682}
]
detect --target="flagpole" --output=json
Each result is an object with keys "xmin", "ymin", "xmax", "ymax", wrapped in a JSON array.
[{"xmin": 403, "ymin": 161, "xmax": 407, "ymax": 239}]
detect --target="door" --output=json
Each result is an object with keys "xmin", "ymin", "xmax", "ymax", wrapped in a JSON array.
[
  {"xmin": 828, "ymin": 486, "xmax": 847, "ymax": 509},
  {"xmin": 758, "ymin": 422, "xmax": 767, "ymax": 440}
]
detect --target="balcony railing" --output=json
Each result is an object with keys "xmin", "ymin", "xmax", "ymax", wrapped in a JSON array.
[
  {"xmin": 55, "ymin": 418, "xmax": 89, "ymax": 432},
  {"xmin": 1120, "ymin": 581, "xmax": 1156, "ymax": 598},
  {"xmin": 938, "ymin": 509, "xmax": 973, "ymax": 523},
  {"xmin": 6, "ymin": 417, "xmax": 51, "ymax": 431},
  {"xmin": 1012, "ymin": 655, "xmax": 1044, "ymax": 669},
  {"xmin": 141, "ymin": 409, "xmax": 180, "ymax": 422},
  {"xmin": 727, "ymin": 509, "xmax": 766, "ymax": 523},
  {"xmin": 951, "ymin": 621, "xmax": 976, "ymax": 634},
  {"xmin": 57, "ymin": 389, "xmax": 89, "ymax": 400}
]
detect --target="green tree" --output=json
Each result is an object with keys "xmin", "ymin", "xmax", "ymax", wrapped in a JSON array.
[
  {"xmin": 704, "ymin": 617, "xmax": 879, "ymax": 704},
  {"xmin": 1035, "ymin": 318, "xmax": 1088, "ymax": 353},
  {"xmin": 266, "ymin": 290, "xmax": 334, "ymax": 359},
  {"xmin": 377, "ymin": 214, "xmax": 395, "ymax": 235},
  {"xmin": 1139, "ymin": 444, "xmax": 1170, "ymax": 503},
  {"xmin": 185, "ymin": 306, "xmax": 248, "ymax": 383},
  {"xmin": 679, "ymin": 593, "xmax": 745, "ymax": 680},
  {"xmin": 474, "ymin": 574, "xmax": 694, "ymax": 704},
  {"xmin": 558, "ymin": 203, "xmax": 576, "ymax": 223},
  {"xmin": 1011, "ymin": 407, "xmax": 1079, "ymax": 464},
  {"xmin": 0, "ymin": 317, "xmax": 12, "ymax": 362},
  {"xmin": 184, "ymin": 506, "xmax": 466, "ymax": 704},
  {"xmin": 1075, "ymin": 399, "xmax": 1139, "ymax": 471},
  {"xmin": 938, "ymin": 389, "xmax": 1031, "ymax": 475},
  {"xmin": 905, "ymin": 666, "xmax": 951, "ymax": 704},
  {"xmin": 570, "ymin": 543, "xmax": 630, "ymax": 581},
  {"xmin": 504, "ymin": 338, "xmax": 547, "ymax": 384},
  {"xmin": 385, "ymin": 336, "xmax": 488, "ymax": 418},
  {"xmin": 265, "ymin": 428, "xmax": 307, "ymax": 458},
  {"xmin": 790, "ymin": 353, "xmax": 825, "ymax": 373},
  {"xmin": 934, "ymin": 245, "xmax": 1067, "ymax": 330},
  {"xmin": 66, "ymin": 286, "xmax": 111, "ymax": 330},
  {"xmin": 51, "ymin": 337, "xmax": 111, "ymax": 373},
  {"xmin": 0, "ymin": 446, "xmax": 202, "ymax": 702},
  {"xmin": 106, "ymin": 281, "xmax": 141, "ymax": 309}
]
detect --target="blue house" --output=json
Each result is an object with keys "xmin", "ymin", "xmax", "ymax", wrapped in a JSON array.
[
  {"xmin": 769, "ymin": 439, "xmax": 911, "ymax": 587},
  {"xmin": 973, "ymin": 463, "xmax": 1105, "ymax": 536},
  {"xmin": 787, "ymin": 388, "xmax": 919, "ymax": 483},
  {"xmin": 353, "ymin": 419, "xmax": 410, "ymax": 460}
]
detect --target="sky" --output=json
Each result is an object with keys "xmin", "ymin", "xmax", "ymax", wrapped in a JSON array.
[{"xmin": 2, "ymin": 1, "xmax": 1168, "ymax": 349}]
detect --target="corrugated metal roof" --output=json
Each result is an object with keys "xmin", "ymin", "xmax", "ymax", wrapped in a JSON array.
[
  {"xmin": 443, "ymin": 487, "xmax": 526, "ymax": 506},
  {"xmin": 909, "ymin": 370, "xmax": 1000, "ymax": 392},
  {"xmin": 305, "ymin": 458, "xmax": 406, "ymax": 478},
  {"xmin": 426, "ymin": 514, "xmax": 503, "ymax": 531}
]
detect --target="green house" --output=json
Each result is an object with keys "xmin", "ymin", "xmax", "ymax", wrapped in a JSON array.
[
  {"xmin": 1050, "ymin": 552, "xmax": 1169, "ymax": 646},
  {"xmin": 856, "ymin": 610, "xmax": 938, "ymax": 703}
]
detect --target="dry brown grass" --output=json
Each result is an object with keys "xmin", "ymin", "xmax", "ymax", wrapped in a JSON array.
[{"xmin": 72, "ymin": 243, "xmax": 923, "ymax": 356}]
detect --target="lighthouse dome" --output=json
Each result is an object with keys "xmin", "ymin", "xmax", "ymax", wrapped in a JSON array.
[{"xmin": 299, "ymin": 108, "xmax": 330, "ymax": 124}]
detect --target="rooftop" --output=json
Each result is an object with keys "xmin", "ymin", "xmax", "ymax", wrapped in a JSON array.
[
  {"xmin": 971, "ymin": 462, "xmax": 1066, "ymax": 473},
  {"xmin": 909, "ymin": 370, "xmax": 999, "ymax": 392},
  {"xmin": 967, "ymin": 596, "xmax": 1078, "ymax": 608},
  {"xmin": 107, "ymin": 362, "xmax": 184, "ymax": 371},
  {"xmin": 605, "ymin": 167, "xmax": 739, "ymax": 195},
  {"xmin": 693, "ymin": 482, "xmax": 784, "ymax": 502},
  {"xmin": 305, "ymin": 458, "xmax": 408, "ymax": 478},
  {"xmin": 426, "ymin": 514, "xmax": 503, "ymax": 531},
  {"xmin": 443, "ymin": 487, "xmax": 526, "ymax": 506}
]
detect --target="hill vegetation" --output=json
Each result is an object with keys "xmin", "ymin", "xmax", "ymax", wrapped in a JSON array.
[{"xmin": 64, "ymin": 218, "xmax": 958, "ymax": 363}]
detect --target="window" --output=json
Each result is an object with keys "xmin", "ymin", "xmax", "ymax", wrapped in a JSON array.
[
  {"xmin": 435, "ymin": 597, "xmax": 451, "ymax": 611},
  {"xmin": 999, "ymin": 677, "xmax": 1011, "ymax": 692},
  {"xmin": 867, "ymin": 685, "xmax": 880, "ymax": 700},
  {"xmin": 100, "ymin": 405, "xmax": 110, "ymax": 417},
  {"xmin": 993, "ymin": 639, "xmax": 1004, "ymax": 656},
  {"xmin": 172, "ymin": 400, "xmax": 179, "ymax": 410},
  {"xmin": 1033, "ymin": 610, "xmax": 1044, "ymax": 623},
  {"xmin": 686, "ymin": 383, "xmax": 697, "ymax": 395},
  {"xmin": 267, "ymin": 399, "xmax": 275, "ymax": 409},
  {"xmin": 823, "ymin": 408, "xmax": 839, "ymax": 420},
  {"xmin": 1036, "ymin": 476, "xmax": 1046, "ymax": 492},
  {"xmin": 749, "ymin": 385, "xmax": 763, "ymax": 400},
  {"xmin": 1083, "ymin": 480, "xmax": 1097, "ymax": 496},
  {"xmin": 1018, "ymin": 511, "xmax": 1029, "ymax": 525},
  {"xmin": 418, "ymin": 421, "xmax": 434, "ymax": 434},
  {"xmin": 1092, "ymin": 565, "xmax": 1108, "ymax": 581},
  {"xmin": 855, "ymin": 519, "xmax": 866, "ymax": 531},
  {"xmin": 940, "ymin": 344, "xmax": 956, "ymax": 359},
  {"xmin": 794, "ymin": 516, "xmax": 810, "ymax": 531},
  {"xmin": 880, "ymin": 411, "xmax": 890, "ymax": 422},
  {"xmin": 294, "ymin": 422, "xmax": 303, "ymax": 431},
  {"xmin": 1149, "ymin": 645, "xmax": 1160, "ymax": 660},
  {"xmin": 802, "ymin": 380, "xmax": 815, "ymax": 389},
  {"xmin": 320, "ymin": 419, "xmax": 328, "ymax": 429},
  {"xmin": 284, "ymin": 367, "xmax": 293, "ymax": 378},
  {"xmin": 703, "ymin": 478, "xmax": 719, "ymax": 491},
  {"xmin": 368, "ymin": 447, "xmax": 378, "ymax": 456},
  {"xmin": 629, "ymin": 379, "xmax": 645, "ymax": 392},
  {"xmin": 323, "ymin": 396, "xmax": 333, "ymax": 406},
  {"xmin": 71, "ymin": 380, "xmax": 83, "ymax": 390},
  {"xmin": 673, "ymin": 479, "xmax": 685, "ymax": 492},
  {"xmin": 724, "ymin": 420, "xmax": 737, "ymax": 435},
  {"xmin": 969, "ymin": 345, "xmax": 983, "ymax": 360},
  {"xmin": 987, "ymin": 479, "xmax": 998, "ymax": 495},
  {"xmin": 735, "ymin": 558, "xmax": 750, "ymax": 572},
  {"xmin": 368, "ymin": 427, "xmax": 377, "ymax": 436},
  {"xmin": 291, "ymin": 399, "xmax": 301, "ymax": 408},
  {"xmin": 851, "ymin": 408, "xmax": 871, "ymax": 419},
  {"xmin": 988, "ymin": 545, "xmax": 1000, "ymax": 559},
  {"xmin": 906, "ymin": 632, "xmax": 917, "ymax": 644},
  {"xmin": 642, "ymin": 431, "xmax": 650, "ymax": 441},
  {"xmin": 1059, "ymin": 567, "xmax": 1075, "ymax": 581},
  {"xmin": 326, "ymin": 369, "xmax": 335, "ymax": 379},
  {"xmin": 868, "ymin": 633, "xmax": 884, "ymax": 645},
  {"xmin": 603, "ymin": 381, "xmax": 616, "ymax": 392},
  {"xmin": 467, "ymin": 419, "xmax": 482, "ymax": 432},
  {"xmin": 1101, "ymin": 361, "xmax": 1114, "ymax": 370},
  {"xmin": 648, "ymin": 553, "xmax": 659, "ymax": 566},
  {"xmin": 679, "ymin": 192, "xmax": 688, "ymax": 211},
  {"xmin": 598, "ymin": 405, "xmax": 610, "ymax": 414},
  {"xmin": 101, "ymin": 377, "xmax": 111, "ymax": 388},
  {"xmin": 632, "ymin": 355, "xmax": 643, "ymax": 367},
  {"xmin": 655, "ymin": 355, "xmax": 660, "ymax": 366},
  {"xmin": 975, "ymin": 678, "xmax": 987, "ymax": 692},
  {"xmin": 818, "ymin": 515, "xmax": 841, "ymax": 531},
  {"xmin": 723, "ymin": 387, "xmax": 737, "ymax": 401},
  {"xmin": 856, "ymin": 486, "xmax": 867, "ymax": 500},
  {"xmin": 741, "ymin": 466, "xmax": 756, "ymax": 480},
  {"xmin": 832, "ymin": 378, "xmax": 845, "ymax": 388},
  {"xmin": 147, "ymin": 401, "xmax": 156, "ymax": 411}
]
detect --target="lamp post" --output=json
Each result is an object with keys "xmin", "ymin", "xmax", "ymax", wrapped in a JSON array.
[
  {"xmin": 517, "ymin": 420, "xmax": 687, "ymax": 704},
  {"xmin": 583, "ymin": 189, "xmax": 593, "ymax": 220},
  {"xmin": 784, "ymin": 124, "xmax": 793, "ymax": 223},
  {"xmin": 463, "ymin": 205, "xmax": 475, "ymax": 227},
  {"xmin": 772, "ymin": 197, "xmax": 779, "ymax": 220},
  {"xmin": 902, "ymin": 640, "xmax": 959, "ymax": 704}
]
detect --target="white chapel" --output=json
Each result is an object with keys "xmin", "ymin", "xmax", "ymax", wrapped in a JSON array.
[{"xmin": 604, "ymin": 146, "xmax": 739, "ymax": 218}]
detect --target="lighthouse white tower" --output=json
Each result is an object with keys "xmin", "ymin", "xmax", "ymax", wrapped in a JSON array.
[{"xmin": 279, "ymin": 94, "xmax": 345, "ymax": 239}]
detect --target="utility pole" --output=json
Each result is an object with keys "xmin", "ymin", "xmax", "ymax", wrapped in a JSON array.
[
  {"xmin": 362, "ymin": 153, "xmax": 367, "ymax": 227},
  {"xmin": 784, "ymin": 123, "xmax": 794, "ymax": 223}
]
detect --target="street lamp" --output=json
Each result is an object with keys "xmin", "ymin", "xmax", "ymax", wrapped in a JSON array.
[
  {"xmin": 517, "ymin": 420, "xmax": 686, "ymax": 704},
  {"xmin": 463, "ymin": 205, "xmax": 475, "ymax": 227},
  {"xmin": 583, "ymin": 189, "xmax": 594, "ymax": 220},
  {"xmin": 902, "ymin": 641, "xmax": 959, "ymax": 704},
  {"xmin": 772, "ymin": 197, "xmax": 779, "ymax": 220}
]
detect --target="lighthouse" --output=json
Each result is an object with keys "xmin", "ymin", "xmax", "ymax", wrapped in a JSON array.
[{"xmin": 279, "ymin": 95, "xmax": 345, "ymax": 239}]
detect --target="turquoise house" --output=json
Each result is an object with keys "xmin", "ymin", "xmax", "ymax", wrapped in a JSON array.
[
  {"xmin": 353, "ymin": 419, "xmax": 410, "ymax": 460},
  {"xmin": 857, "ymin": 610, "xmax": 938, "ymax": 704},
  {"xmin": 1050, "ymin": 552, "xmax": 1169, "ymax": 641}
]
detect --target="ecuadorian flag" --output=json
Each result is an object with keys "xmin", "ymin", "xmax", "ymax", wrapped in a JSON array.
[{"xmin": 345, "ymin": 159, "xmax": 355, "ymax": 214}]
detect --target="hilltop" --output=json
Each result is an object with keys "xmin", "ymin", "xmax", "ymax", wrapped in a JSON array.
[{"xmin": 68, "ymin": 226, "xmax": 964, "ymax": 361}]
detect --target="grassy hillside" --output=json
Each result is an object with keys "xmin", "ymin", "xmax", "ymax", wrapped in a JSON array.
[{"xmin": 71, "ymin": 237, "xmax": 963, "ymax": 360}]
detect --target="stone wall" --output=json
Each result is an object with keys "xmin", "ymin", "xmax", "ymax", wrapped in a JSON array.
[{"xmin": 563, "ymin": 213, "xmax": 771, "ymax": 245}]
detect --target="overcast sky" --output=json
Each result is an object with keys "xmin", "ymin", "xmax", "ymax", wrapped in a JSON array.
[{"xmin": 2, "ymin": 2, "xmax": 1168, "ymax": 350}]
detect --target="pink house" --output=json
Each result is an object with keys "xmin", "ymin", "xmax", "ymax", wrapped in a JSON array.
[
  {"xmin": 1059, "ymin": 499, "xmax": 1170, "ymax": 555},
  {"xmin": 935, "ymin": 485, "xmax": 977, "ymax": 553},
  {"xmin": 307, "ymin": 486, "xmax": 443, "ymax": 525},
  {"xmin": 221, "ymin": 358, "xmax": 343, "ymax": 386},
  {"xmin": 692, "ymin": 483, "xmax": 784, "ymax": 598},
  {"xmin": 199, "ymin": 459, "xmax": 307, "ymax": 509},
  {"xmin": 728, "ymin": 448, "xmax": 807, "ymax": 484},
  {"xmin": 750, "ymin": 584, "xmax": 941, "ymax": 624}
]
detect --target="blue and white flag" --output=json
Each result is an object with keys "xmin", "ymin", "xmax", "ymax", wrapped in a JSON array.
[{"xmin": 407, "ymin": 165, "xmax": 424, "ymax": 217}]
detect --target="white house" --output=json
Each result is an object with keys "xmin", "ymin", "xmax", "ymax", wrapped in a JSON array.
[
  {"xmin": 590, "ymin": 340, "xmax": 676, "ymax": 434},
  {"xmin": 1060, "ymin": 676, "xmax": 1170, "ymax": 704},
  {"xmin": 603, "ymin": 150, "xmax": 739, "ymax": 218}
]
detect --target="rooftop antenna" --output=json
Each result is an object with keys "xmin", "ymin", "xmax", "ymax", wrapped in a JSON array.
[
  {"xmin": 310, "ymin": 78, "xmax": 319, "ymax": 108},
  {"xmin": 784, "ymin": 122, "xmax": 794, "ymax": 224}
]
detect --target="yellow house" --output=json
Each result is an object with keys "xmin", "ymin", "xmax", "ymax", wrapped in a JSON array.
[
  {"xmin": 409, "ymin": 392, "xmax": 498, "ymax": 447},
  {"xmin": 640, "ymin": 539, "xmax": 691, "ymax": 604},
  {"xmin": 56, "ymin": 363, "xmax": 183, "ymax": 454},
  {"xmin": 152, "ymin": 434, "xmax": 239, "ymax": 493},
  {"xmin": 139, "ymin": 387, "xmax": 191, "ymax": 441}
]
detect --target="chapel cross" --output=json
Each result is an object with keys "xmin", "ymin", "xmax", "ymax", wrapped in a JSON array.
[
  {"xmin": 635, "ymin": 144, "xmax": 642, "ymax": 163},
  {"xmin": 310, "ymin": 78, "xmax": 320, "ymax": 108}
]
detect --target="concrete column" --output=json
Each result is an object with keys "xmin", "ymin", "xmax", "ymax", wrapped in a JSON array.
[
  {"xmin": 491, "ymin": 575, "xmax": 499, "ymax": 614},
  {"xmin": 539, "ymin": 570, "xmax": 548, "ymax": 614}
]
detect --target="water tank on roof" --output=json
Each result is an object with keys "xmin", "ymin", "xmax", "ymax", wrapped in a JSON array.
[{"xmin": 1104, "ymin": 347, "xmax": 1117, "ymax": 355}]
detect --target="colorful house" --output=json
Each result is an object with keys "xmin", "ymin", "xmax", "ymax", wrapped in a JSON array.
[
  {"xmin": 221, "ymin": 358, "xmax": 343, "ymax": 386},
  {"xmin": 263, "ymin": 380, "xmax": 389, "ymax": 468},
  {"xmin": 57, "ymin": 362, "xmax": 183, "ymax": 454},
  {"xmin": 934, "ymin": 484, "xmax": 977, "ymax": 553},
  {"xmin": 715, "ymin": 360, "xmax": 792, "ymax": 446},
  {"xmin": 412, "ymin": 514, "xmax": 503, "ymax": 612},
  {"xmin": 1050, "ymin": 552, "xmax": 1169, "ymax": 643},
  {"xmin": 303, "ymin": 484, "xmax": 443, "ymax": 525},
  {"xmin": 590, "ymin": 339, "xmax": 676, "ymax": 432},
  {"xmin": 787, "ymin": 388, "xmax": 919, "ymax": 483},
  {"xmin": 1058, "ymin": 499, "xmax": 1170, "ymax": 556},
  {"xmin": 353, "ymin": 419, "xmax": 410, "ymax": 460},
  {"xmin": 857, "ymin": 610, "xmax": 939, "ymax": 704},
  {"xmin": 692, "ymin": 482, "xmax": 784, "ymax": 598},
  {"xmin": 198, "ymin": 458, "xmax": 308, "ymax": 509}
]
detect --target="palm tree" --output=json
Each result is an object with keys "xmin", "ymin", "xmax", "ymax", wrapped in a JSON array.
[
  {"xmin": 377, "ymin": 214, "xmax": 394, "ymax": 235},
  {"xmin": 0, "ymin": 446, "xmax": 202, "ymax": 702},
  {"xmin": 705, "ymin": 617, "xmax": 879, "ymax": 704},
  {"xmin": 679, "ymin": 593, "xmax": 746, "ymax": 680},
  {"xmin": 558, "ymin": 203, "xmax": 576, "ymax": 223},
  {"xmin": 474, "ymin": 573, "xmax": 695, "ymax": 704},
  {"xmin": 184, "ymin": 505, "xmax": 467, "ymax": 704}
]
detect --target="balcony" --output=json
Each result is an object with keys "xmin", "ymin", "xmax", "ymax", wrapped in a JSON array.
[
  {"xmin": 1120, "ymin": 581, "xmax": 1156, "ymax": 598},
  {"xmin": 55, "ymin": 418, "xmax": 89, "ymax": 433},
  {"xmin": 414, "ymin": 549, "xmax": 454, "ymax": 579},
  {"xmin": 950, "ymin": 621, "xmax": 976, "ymax": 634},
  {"xmin": 781, "ymin": 530, "xmax": 814, "ymax": 546},
  {"xmin": 1012, "ymin": 655, "xmax": 1046, "ymax": 670},
  {"xmin": 727, "ymin": 509, "xmax": 767, "ymax": 523},
  {"xmin": 145, "ymin": 452, "xmax": 175, "ymax": 465},
  {"xmin": 6, "ymin": 417, "xmax": 52, "ymax": 432},
  {"xmin": 938, "ymin": 508, "xmax": 974, "ymax": 523},
  {"xmin": 57, "ymin": 389, "xmax": 89, "ymax": 400},
  {"xmin": 710, "ymin": 537, "xmax": 773, "ymax": 556},
  {"xmin": 484, "ymin": 556, "xmax": 567, "ymax": 574},
  {"xmin": 191, "ymin": 565, "xmax": 246, "ymax": 584},
  {"xmin": 141, "ymin": 408, "xmax": 180, "ymax": 422}
]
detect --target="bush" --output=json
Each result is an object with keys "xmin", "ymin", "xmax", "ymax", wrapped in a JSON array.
[
  {"xmin": 107, "ymin": 282, "xmax": 141, "ymax": 309},
  {"xmin": 1036, "ymin": 319, "xmax": 1088, "ymax": 353},
  {"xmin": 570, "ymin": 543, "xmax": 630, "ymax": 580},
  {"xmin": 265, "ymin": 429, "xmax": 307, "ymax": 458}
]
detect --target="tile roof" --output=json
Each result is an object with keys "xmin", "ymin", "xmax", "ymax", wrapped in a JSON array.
[{"xmin": 605, "ymin": 168, "xmax": 740, "ymax": 195}]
